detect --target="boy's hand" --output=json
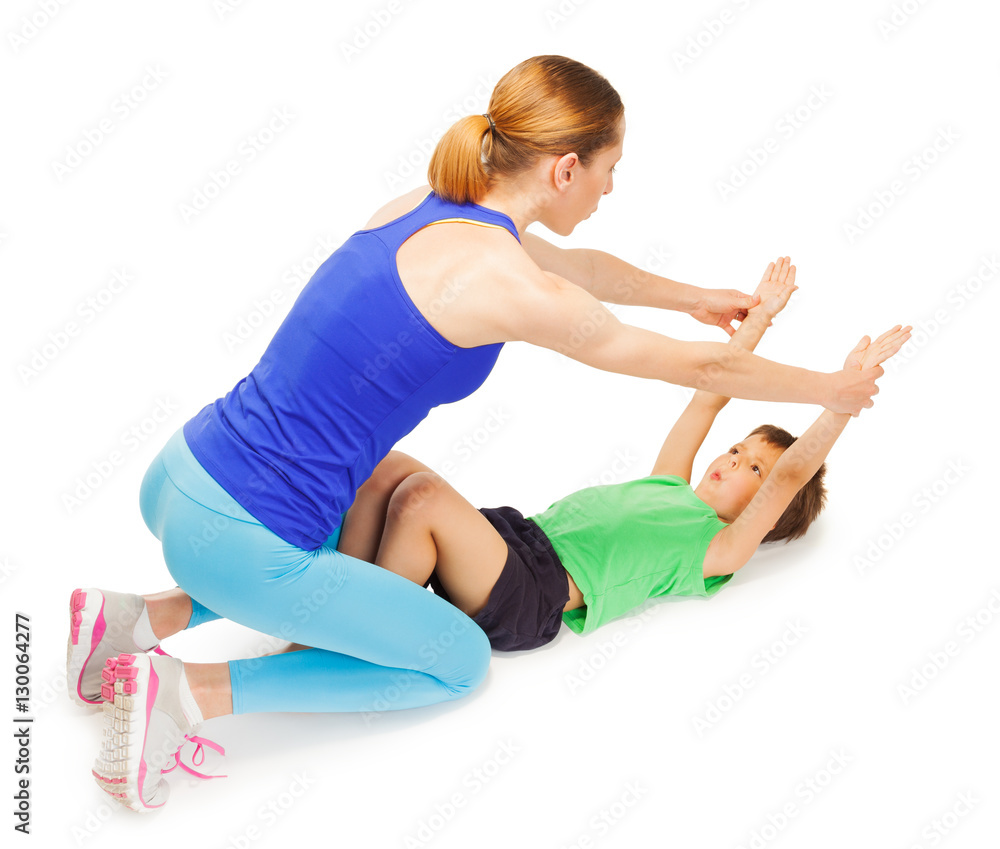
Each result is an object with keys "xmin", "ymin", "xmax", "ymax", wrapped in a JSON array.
[
  {"xmin": 827, "ymin": 324, "xmax": 912, "ymax": 417},
  {"xmin": 843, "ymin": 325, "xmax": 913, "ymax": 371},
  {"xmin": 751, "ymin": 256, "xmax": 797, "ymax": 322}
]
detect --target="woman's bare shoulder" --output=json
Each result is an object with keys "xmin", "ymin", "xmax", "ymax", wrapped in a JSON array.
[{"xmin": 364, "ymin": 185, "xmax": 433, "ymax": 229}]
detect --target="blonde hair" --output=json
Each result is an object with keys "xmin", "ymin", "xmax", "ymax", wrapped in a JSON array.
[{"xmin": 427, "ymin": 55, "xmax": 624, "ymax": 205}]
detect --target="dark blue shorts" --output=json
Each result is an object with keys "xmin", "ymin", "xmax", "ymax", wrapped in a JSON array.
[{"xmin": 428, "ymin": 506, "xmax": 569, "ymax": 652}]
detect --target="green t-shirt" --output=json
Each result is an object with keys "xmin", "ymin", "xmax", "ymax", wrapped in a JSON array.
[{"xmin": 528, "ymin": 475, "xmax": 731, "ymax": 635}]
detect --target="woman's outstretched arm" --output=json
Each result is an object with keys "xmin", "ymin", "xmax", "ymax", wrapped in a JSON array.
[
  {"xmin": 522, "ymin": 231, "xmax": 759, "ymax": 336},
  {"xmin": 486, "ymin": 253, "xmax": 882, "ymax": 416}
]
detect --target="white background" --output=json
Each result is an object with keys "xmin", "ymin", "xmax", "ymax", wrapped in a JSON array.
[{"xmin": 2, "ymin": 1, "xmax": 998, "ymax": 847}]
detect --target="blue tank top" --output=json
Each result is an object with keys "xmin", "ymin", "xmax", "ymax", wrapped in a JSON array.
[{"xmin": 183, "ymin": 191, "xmax": 520, "ymax": 550}]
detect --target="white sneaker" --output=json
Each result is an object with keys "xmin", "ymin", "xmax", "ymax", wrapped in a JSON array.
[
  {"xmin": 67, "ymin": 589, "xmax": 157, "ymax": 707},
  {"xmin": 91, "ymin": 652, "xmax": 216, "ymax": 812}
]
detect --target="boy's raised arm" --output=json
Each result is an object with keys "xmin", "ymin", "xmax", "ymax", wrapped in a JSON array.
[
  {"xmin": 650, "ymin": 257, "xmax": 797, "ymax": 480},
  {"xmin": 702, "ymin": 325, "xmax": 912, "ymax": 577}
]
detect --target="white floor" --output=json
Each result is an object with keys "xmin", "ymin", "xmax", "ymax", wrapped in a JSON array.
[{"xmin": 4, "ymin": 2, "xmax": 998, "ymax": 846}]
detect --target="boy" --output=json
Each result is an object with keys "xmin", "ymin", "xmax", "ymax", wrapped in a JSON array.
[{"xmin": 327, "ymin": 257, "xmax": 911, "ymax": 649}]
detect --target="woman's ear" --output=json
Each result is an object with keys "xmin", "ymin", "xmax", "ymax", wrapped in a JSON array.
[{"xmin": 553, "ymin": 152, "xmax": 580, "ymax": 189}]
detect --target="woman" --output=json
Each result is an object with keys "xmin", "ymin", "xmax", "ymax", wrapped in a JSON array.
[{"xmin": 68, "ymin": 55, "xmax": 882, "ymax": 812}]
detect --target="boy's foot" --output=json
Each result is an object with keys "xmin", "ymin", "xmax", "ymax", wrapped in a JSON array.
[
  {"xmin": 92, "ymin": 652, "xmax": 206, "ymax": 812},
  {"xmin": 67, "ymin": 589, "xmax": 158, "ymax": 707}
]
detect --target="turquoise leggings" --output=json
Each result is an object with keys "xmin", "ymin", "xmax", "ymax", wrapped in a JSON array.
[{"xmin": 139, "ymin": 429, "xmax": 490, "ymax": 715}]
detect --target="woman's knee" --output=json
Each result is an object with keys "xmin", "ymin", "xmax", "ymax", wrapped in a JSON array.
[{"xmin": 439, "ymin": 619, "xmax": 491, "ymax": 700}]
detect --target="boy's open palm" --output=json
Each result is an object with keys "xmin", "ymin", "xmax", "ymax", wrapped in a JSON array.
[
  {"xmin": 844, "ymin": 325, "xmax": 913, "ymax": 371},
  {"xmin": 753, "ymin": 256, "xmax": 798, "ymax": 321}
]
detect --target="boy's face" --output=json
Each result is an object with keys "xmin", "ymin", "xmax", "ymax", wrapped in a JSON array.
[{"xmin": 694, "ymin": 434, "xmax": 786, "ymax": 523}]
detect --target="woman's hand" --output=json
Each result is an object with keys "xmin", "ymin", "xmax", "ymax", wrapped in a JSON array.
[{"xmin": 690, "ymin": 289, "xmax": 761, "ymax": 336}]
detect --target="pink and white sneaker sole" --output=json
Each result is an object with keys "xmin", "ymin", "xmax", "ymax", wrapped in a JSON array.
[
  {"xmin": 67, "ymin": 588, "xmax": 164, "ymax": 708},
  {"xmin": 92, "ymin": 653, "xmax": 170, "ymax": 812},
  {"xmin": 67, "ymin": 589, "xmax": 111, "ymax": 707}
]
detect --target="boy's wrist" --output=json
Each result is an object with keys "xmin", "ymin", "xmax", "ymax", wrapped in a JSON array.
[
  {"xmin": 747, "ymin": 301, "xmax": 781, "ymax": 323},
  {"xmin": 691, "ymin": 390, "xmax": 729, "ymax": 412}
]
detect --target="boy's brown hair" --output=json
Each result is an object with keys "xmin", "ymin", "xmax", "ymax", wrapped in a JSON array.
[{"xmin": 748, "ymin": 424, "xmax": 827, "ymax": 543}]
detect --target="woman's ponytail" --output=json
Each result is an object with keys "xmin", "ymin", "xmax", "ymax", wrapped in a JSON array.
[
  {"xmin": 427, "ymin": 56, "xmax": 624, "ymax": 207},
  {"xmin": 427, "ymin": 113, "xmax": 493, "ymax": 205}
]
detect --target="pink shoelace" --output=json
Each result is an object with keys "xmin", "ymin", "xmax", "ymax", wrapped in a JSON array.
[{"xmin": 163, "ymin": 735, "xmax": 228, "ymax": 780}]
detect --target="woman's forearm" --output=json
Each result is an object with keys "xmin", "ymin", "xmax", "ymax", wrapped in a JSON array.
[
  {"xmin": 576, "ymin": 248, "xmax": 698, "ymax": 310},
  {"xmin": 692, "ymin": 341, "xmax": 833, "ymax": 407},
  {"xmin": 690, "ymin": 309, "xmax": 772, "ymax": 408},
  {"xmin": 523, "ymin": 275, "xmax": 872, "ymax": 415},
  {"xmin": 608, "ymin": 326, "xmax": 836, "ymax": 408}
]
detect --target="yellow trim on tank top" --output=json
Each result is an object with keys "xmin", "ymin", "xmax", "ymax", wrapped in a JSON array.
[{"xmin": 422, "ymin": 217, "xmax": 510, "ymax": 232}]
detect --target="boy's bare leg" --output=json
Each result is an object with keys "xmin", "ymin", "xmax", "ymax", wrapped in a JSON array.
[
  {"xmin": 337, "ymin": 451, "xmax": 437, "ymax": 563},
  {"xmin": 376, "ymin": 471, "xmax": 509, "ymax": 618},
  {"xmin": 271, "ymin": 455, "xmax": 485, "ymax": 655}
]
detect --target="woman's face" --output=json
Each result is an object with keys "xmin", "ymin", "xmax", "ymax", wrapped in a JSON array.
[{"xmin": 545, "ymin": 117, "xmax": 625, "ymax": 236}]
